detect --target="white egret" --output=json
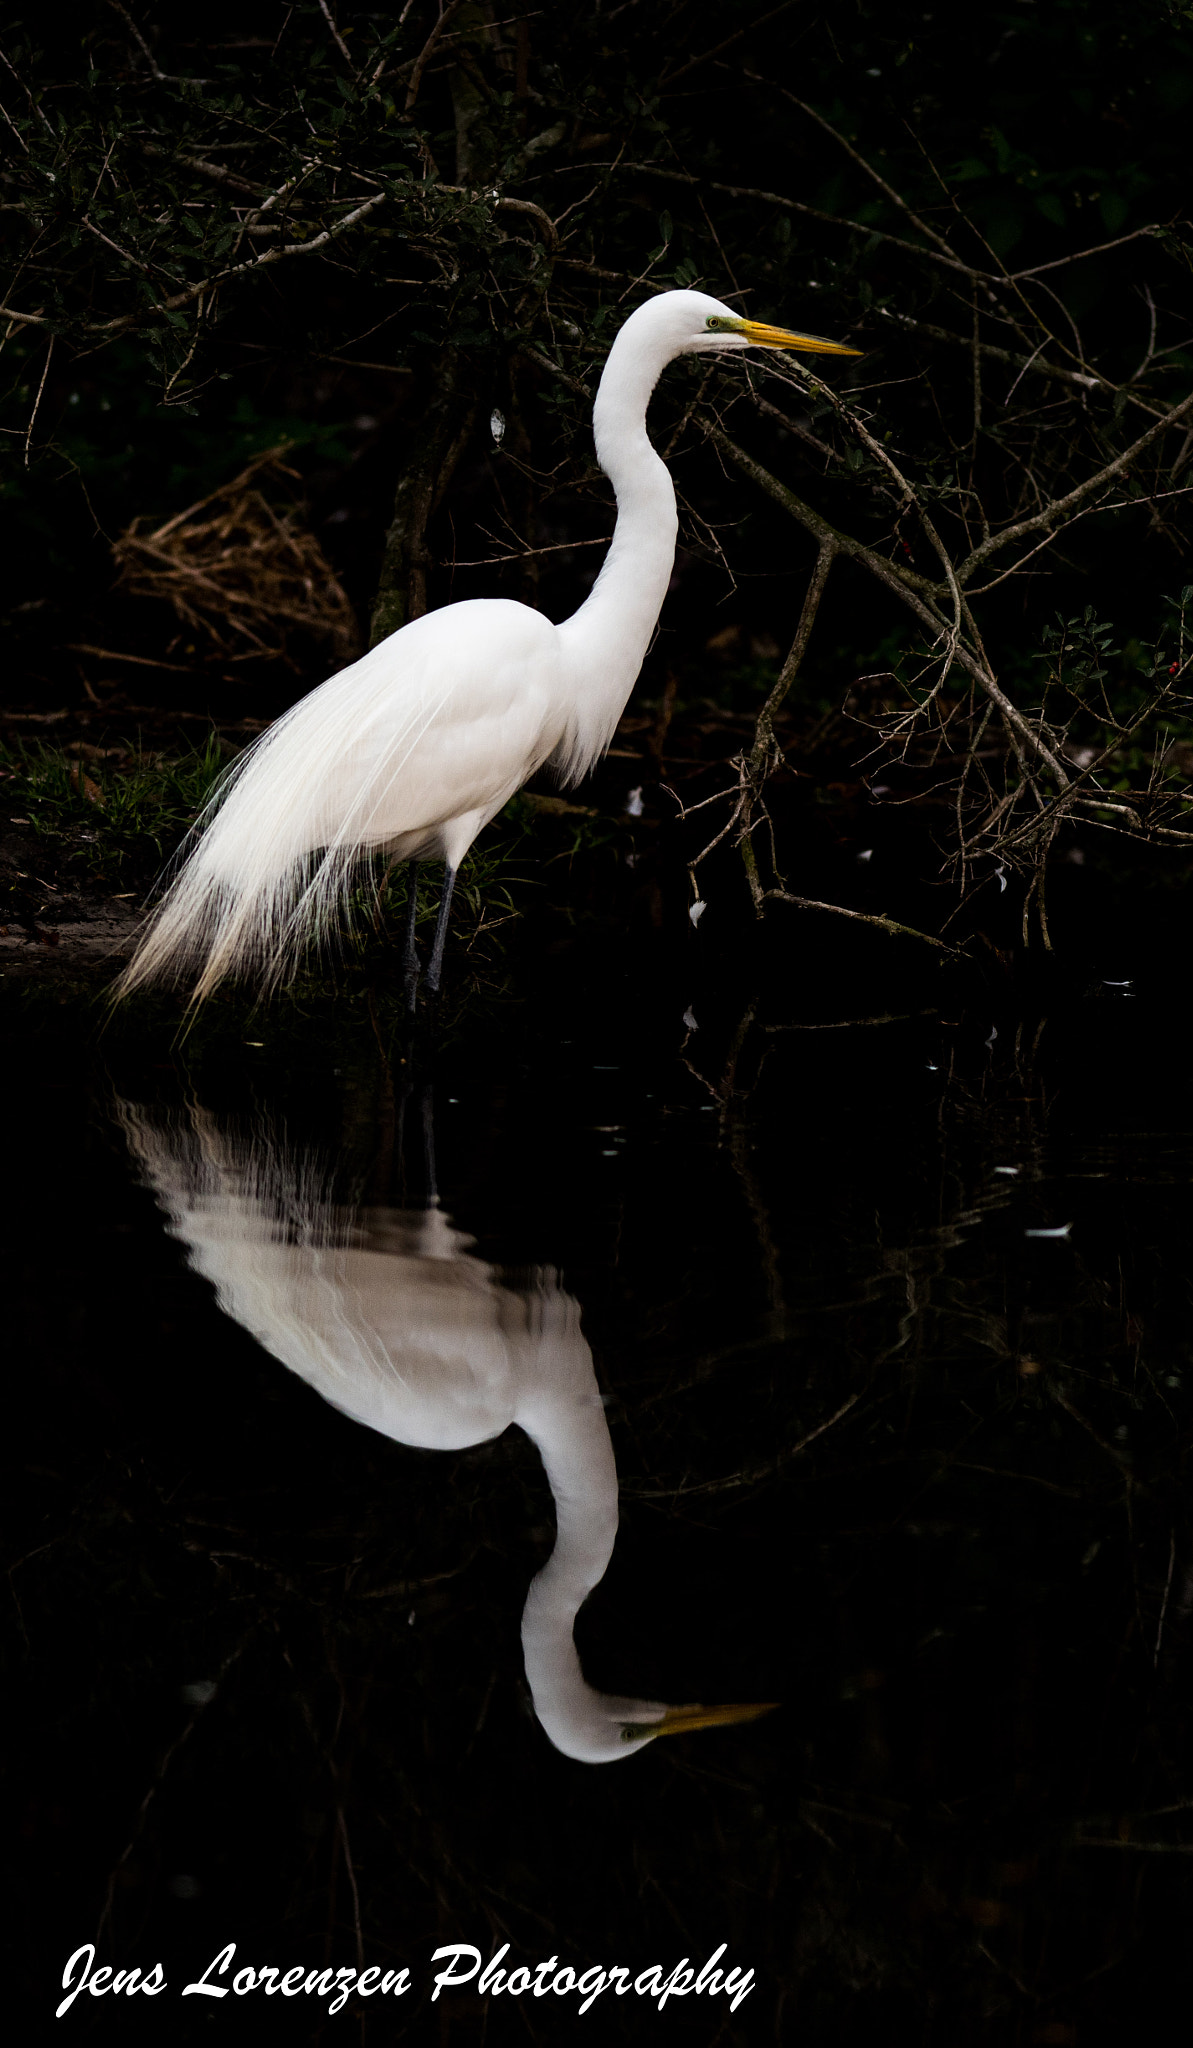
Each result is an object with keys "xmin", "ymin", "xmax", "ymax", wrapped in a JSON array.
[
  {"xmin": 114, "ymin": 290, "xmax": 857, "ymax": 1005},
  {"xmin": 117, "ymin": 1098, "xmax": 775, "ymax": 1762}
]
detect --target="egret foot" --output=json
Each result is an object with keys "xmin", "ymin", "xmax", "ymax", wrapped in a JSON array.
[{"xmin": 425, "ymin": 865, "xmax": 457, "ymax": 997}]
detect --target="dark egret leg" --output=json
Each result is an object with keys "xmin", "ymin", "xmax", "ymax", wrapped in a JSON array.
[
  {"xmin": 420, "ymin": 1085, "xmax": 438, "ymax": 1205},
  {"xmin": 402, "ymin": 862, "xmax": 421, "ymax": 1008},
  {"xmin": 425, "ymin": 865, "xmax": 457, "ymax": 996},
  {"xmin": 393, "ymin": 1078, "xmax": 410, "ymax": 1206}
]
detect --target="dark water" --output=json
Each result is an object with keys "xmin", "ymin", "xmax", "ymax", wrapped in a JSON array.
[{"xmin": 7, "ymin": 967, "xmax": 1193, "ymax": 2044}]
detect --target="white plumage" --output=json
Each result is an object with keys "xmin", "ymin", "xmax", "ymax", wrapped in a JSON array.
[{"xmin": 114, "ymin": 290, "xmax": 855, "ymax": 1004}]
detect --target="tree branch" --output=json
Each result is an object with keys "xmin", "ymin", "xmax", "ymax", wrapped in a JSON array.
[
  {"xmin": 707, "ymin": 423, "xmax": 1073, "ymax": 784},
  {"xmin": 957, "ymin": 384, "xmax": 1193, "ymax": 581},
  {"xmin": 765, "ymin": 892, "xmax": 961, "ymax": 955}
]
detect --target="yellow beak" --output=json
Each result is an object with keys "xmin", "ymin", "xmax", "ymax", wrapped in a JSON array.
[
  {"xmin": 628, "ymin": 1701, "xmax": 780, "ymax": 1741},
  {"xmin": 731, "ymin": 318, "xmax": 861, "ymax": 356}
]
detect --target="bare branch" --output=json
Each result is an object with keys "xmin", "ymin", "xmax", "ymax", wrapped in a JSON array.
[
  {"xmin": 765, "ymin": 891, "xmax": 961, "ymax": 955},
  {"xmin": 23, "ymin": 334, "xmax": 52, "ymax": 468},
  {"xmin": 659, "ymin": 0, "xmax": 802, "ymax": 88},
  {"xmin": 874, "ymin": 306, "xmax": 1103, "ymax": 395},
  {"xmin": 958, "ymin": 385, "xmax": 1193, "ymax": 582},
  {"xmin": 0, "ymin": 303, "xmax": 54, "ymax": 329},
  {"xmin": 405, "ymin": 1, "xmax": 466, "ymax": 115},
  {"xmin": 317, "ymin": 0, "xmax": 353, "ymax": 68},
  {"xmin": 756, "ymin": 80, "xmax": 960, "ymax": 262},
  {"xmin": 627, "ymin": 163, "xmax": 981, "ymax": 283},
  {"xmin": 706, "ymin": 422, "xmax": 1071, "ymax": 785}
]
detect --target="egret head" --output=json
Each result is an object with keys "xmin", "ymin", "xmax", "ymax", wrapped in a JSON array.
[
  {"xmin": 615, "ymin": 287, "xmax": 861, "ymax": 367},
  {"xmin": 533, "ymin": 1688, "xmax": 779, "ymax": 1765},
  {"xmin": 616, "ymin": 1698, "xmax": 780, "ymax": 1756}
]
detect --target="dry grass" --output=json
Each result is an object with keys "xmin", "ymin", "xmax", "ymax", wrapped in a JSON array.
[{"xmin": 111, "ymin": 446, "xmax": 361, "ymax": 671}]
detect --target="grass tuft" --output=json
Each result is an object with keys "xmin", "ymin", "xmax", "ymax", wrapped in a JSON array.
[{"xmin": 0, "ymin": 735, "xmax": 229, "ymax": 878}]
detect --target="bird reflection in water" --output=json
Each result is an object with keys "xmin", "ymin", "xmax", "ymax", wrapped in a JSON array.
[{"xmin": 117, "ymin": 1096, "xmax": 773, "ymax": 1764}]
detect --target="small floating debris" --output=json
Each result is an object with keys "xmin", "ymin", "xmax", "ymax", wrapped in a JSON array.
[
  {"xmin": 689, "ymin": 898, "xmax": 707, "ymax": 926},
  {"xmin": 682, "ymin": 1007, "xmax": 698, "ymax": 1031},
  {"xmin": 985, "ymin": 1024, "xmax": 998, "ymax": 1048},
  {"xmin": 625, "ymin": 786, "xmax": 644, "ymax": 817},
  {"xmin": 994, "ymin": 1165, "xmax": 1020, "ymax": 1177},
  {"xmin": 857, "ymin": 848, "xmax": 873, "ymax": 863},
  {"xmin": 1025, "ymin": 1224, "xmax": 1072, "ymax": 1239}
]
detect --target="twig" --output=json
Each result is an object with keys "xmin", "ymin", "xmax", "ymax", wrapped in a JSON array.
[
  {"xmin": 317, "ymin": 0, "xmax": 353, "ymax": 67},
  {"xmin": 405, "ymin": 0, "xmax": 465, "ymax": 114},
  {"xmin": 765, "ymin": 891, "xmax": 960, "ymax": 956},
  {"xmin": 659, "ymin": 0, "xmax": 801, "ymax": 86},
  {"xmin": 23, "ymin": 334, "xmax": 52, "ymax": 467},
  {"xmin": 631, "ymin": 1390, "xmax": 863, "ymax": 1499},
  {"xmin": 959, "ymin": 384, "xmax": 1193, "ymax": 582},
  {"xmin": 1155, "ymin": 1529, "xmax": 1177, "ymax": 1668},
  {"xmin": 0, "ymin": 192, "xmax": 389, "ymax": 340},
  {"xmin": 707, "ymin": 424, "xmax": 1072, "ymax": 786}
]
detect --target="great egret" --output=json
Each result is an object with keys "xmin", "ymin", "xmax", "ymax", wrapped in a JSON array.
[
  {"xmin": 114, "ymin": 290, "xmax": 857, "ymax": 1005},
  {"xmin": 117, "ymin": 1096, "xmax": 774, "ymax": 1762}
]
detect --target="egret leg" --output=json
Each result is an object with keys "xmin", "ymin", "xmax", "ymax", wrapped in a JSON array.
[
  {"xmin": 420, "ymin": 1085, "xmax": 438, "ymax": 1205},
  {"xmin": 394, "ymin": 1080, "xmax": 409, "ymax": 1206},
  {"xmin": 425, "ymin": 865, "xmax": 457, "ymax": 996},
  {"xmin": 402, "ymin": 862, "xmax": 421, "ymax": 1007}
]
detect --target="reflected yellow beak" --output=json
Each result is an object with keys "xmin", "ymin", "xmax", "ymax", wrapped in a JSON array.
[
  {"xmin": 631, "ymin": 1701, "xmax": 780, "ymax": 1741},
  {"xmin": 731, "ymin": 318, "xmax": 861, "ymax": 356}
]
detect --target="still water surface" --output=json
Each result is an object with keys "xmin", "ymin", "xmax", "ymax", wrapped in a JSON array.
[{"xmin": 8, "ymin": 979, "xmax": 1193, "ymax": 2041}]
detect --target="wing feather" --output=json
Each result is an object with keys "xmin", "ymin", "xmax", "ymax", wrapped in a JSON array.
[{"xmin": 114, "ymin": 600, "xmax": 558, "ymax": 1003}]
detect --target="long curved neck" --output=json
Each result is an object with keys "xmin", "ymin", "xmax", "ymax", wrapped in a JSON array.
[
  {"xmin": 517, "ymin": 1379, "xmax": 621, "ymax": 1744},
  {"xmin": 552, "ymin": 331, "xmax": 679, "ymax": 781},
  {"xmin": 576, "ymin": 342, "xmax": 680, "ymax": 655}
]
